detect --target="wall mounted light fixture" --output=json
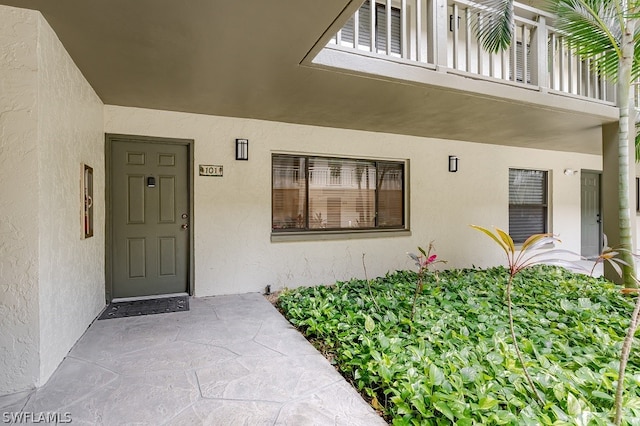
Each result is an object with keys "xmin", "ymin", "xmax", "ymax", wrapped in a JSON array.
[
  {"xmin": 449, "ymin": 15, "xmax": 461, "ymax": 31},
  {"xmin": 448, "ymin": 155, "xmax": 459, "ymax": 172},
  {"xmin": 236, "ymin": 138, "xmax": 249, "ymax": 161},
  {"xmin": 563, "ymin": 168, "xmax": 577, "ymax": 176}
]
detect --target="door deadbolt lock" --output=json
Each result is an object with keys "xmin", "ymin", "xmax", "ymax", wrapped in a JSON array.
[
  {"xmin": 181, "ymin": 213, "xmax": 188, "ymax": 219},
  {"xmin": 181, "ymin": 224, "xmax": 189, "ymax": 230}
]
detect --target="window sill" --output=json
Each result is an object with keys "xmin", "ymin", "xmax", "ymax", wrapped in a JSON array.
[
  {"xmin": 271, "ymin": 228, "xmax": 411, "ymax": 243},
  {"xmin": 514, "ymin": 242, "xmax": 556, "ymax": 250}
]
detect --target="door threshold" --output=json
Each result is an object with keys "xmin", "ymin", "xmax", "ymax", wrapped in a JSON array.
[{"xmin": 112, "ymin": 292, "xmax": 189, "ymax": 303}]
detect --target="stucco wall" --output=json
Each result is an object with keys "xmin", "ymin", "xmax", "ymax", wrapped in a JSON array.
[
  {"xmin": 36, "ymin": 13, "xmax": 105, "ymax": 385},
  {"xmin": 0, "ymin": 6, "xmax": 41, "ymax": 396},
  {"xmin": 0, "ymin": 5, "xmax": 105, "ymax": 395},
  {"xmin": 104, "ymin": 105, "xmax": 602, "ymax": 296}
]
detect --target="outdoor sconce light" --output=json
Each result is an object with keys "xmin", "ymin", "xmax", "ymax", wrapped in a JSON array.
[
  {"xmin": 449, "ymin": 15, "xmax": 461, "ymax": 31},
  {"xmin": 236, "ymin": 138, "xmax": 249, "ymax": 161},
  {"xmin": 448, "ymin": 155, "xmax": 459, "ymax": 173},
  {"xmin": 564, "ymin": 168, "xmax": 577, "ymax": 176}
]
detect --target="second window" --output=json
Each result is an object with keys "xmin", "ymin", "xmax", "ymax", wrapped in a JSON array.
[{"xmin": 509, "ymin": 168, "xmax": 548, "ymax": 244}]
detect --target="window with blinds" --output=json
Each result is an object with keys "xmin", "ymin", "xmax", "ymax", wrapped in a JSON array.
[
  {"xmin": 509, "ymin": 169, "xmax": 548, "ymax": 244},
  {"xmin": 510, "ymin": 41, "xmax": 531, "ymax": 84},
  {"xmin": 272, "ymin": 154, "xmax": 405, "ymax": 232},
  {"xmin": 340, "ymin": 0, "xmax": 402, "ymax": 55}
]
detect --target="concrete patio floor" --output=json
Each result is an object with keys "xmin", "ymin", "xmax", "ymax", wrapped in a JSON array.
[{"xmin": 0, "ymin": 293, "xmax": 386, "ymax": 425}]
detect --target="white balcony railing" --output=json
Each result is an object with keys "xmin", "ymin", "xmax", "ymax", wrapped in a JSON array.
[{"xmin": 328, "ymin": 0, "xmax": 621, "ymax": 105}]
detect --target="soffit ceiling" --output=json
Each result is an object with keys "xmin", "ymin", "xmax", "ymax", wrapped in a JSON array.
[{"xmin": 0, "ymin": 0, "xmax": 614, "ymax": 155}]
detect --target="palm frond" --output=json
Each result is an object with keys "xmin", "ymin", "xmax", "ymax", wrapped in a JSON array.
[
  {"xmin": 474, "ymin": 0, "xmax": 514, "ymax": 53},
  {"xmin": 554, "ymin": 0, "xmax": 622, "ymax": 55},
  {"xmin": 554, "ymin": 0, "xmax": 640, "ymax": 81}
]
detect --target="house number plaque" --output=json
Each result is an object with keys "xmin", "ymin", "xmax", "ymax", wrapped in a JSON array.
[{"xmin": 199, "ymin": 165, "xmax": 223, "ymax": 177}]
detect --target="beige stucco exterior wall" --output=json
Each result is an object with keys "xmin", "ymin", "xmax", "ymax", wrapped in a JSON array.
[
  {"xmin": 36, "ymin": 12, "xmax": 105, "ymax": 385},
  {"xmin": 636, "ymin": 162, "xmax": 640, "ymax": 244},
  {"xmin": 105, "ymin": 105, "xmax": 602, "ymax": 296},
  {"xmin": 0, "ymin": 6, "xmax": 41, "ymax": 396},
  {"xmin": 0, "ymin": 5, "xmax": 105, "ymax": 395}
]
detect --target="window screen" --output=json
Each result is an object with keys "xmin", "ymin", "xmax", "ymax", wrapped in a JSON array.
[
  {"xmin": 272, "ymin": 155, "xmax": 405, "ymax": 232},
  {"xmin": 509, "ymin": 169, "xmax": 548, "ymax": 243}
]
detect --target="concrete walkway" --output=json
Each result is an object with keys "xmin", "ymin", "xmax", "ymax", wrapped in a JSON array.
[{"xmin": 0, "ymin": 293, "xmax": 386, "ymax": 425}]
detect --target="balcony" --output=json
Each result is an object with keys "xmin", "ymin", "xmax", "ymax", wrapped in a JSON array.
[{"xmin": 322, "ymin": 0, "xmax": 628, "ymax": 107}]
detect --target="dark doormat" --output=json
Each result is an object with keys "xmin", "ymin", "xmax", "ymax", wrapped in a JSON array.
[{"xmin": 98, "ymin": 296, "xmax": 189, "ymax": 320}]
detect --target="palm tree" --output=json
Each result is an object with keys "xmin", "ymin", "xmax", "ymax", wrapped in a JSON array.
[
  {"xmin": 476, "ymin": 0, "xmax": 639, "ymax": 288},
  {"xmin": 476, "ymin": 1, "xmax": 640, "ymax": 422}
]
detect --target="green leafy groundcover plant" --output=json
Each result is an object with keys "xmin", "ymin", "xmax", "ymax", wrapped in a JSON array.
[{"xmin": 277, "ymin": 266, "xmax": 640, "ymax": 425}]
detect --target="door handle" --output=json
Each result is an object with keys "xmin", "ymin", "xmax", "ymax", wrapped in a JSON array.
[{"xmin": 181, "ymin": 224, "xmax": 189, "ymax": 230}]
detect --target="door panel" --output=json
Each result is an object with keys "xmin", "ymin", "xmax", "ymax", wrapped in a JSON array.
[
  {"xmin": 127, "ymin": 238, "xmax": 146, "ymax": 278},
  {"xmin": 159, "ymin": 176, "xmax": 176, "ymax": 223},
  {"xmin": 159, "ymin": 237, "xmax": 177, "ymax": 276},
  {"xmin": 111, "ymin": 140, "xmax": 189, "ymax": 298},
  {"xmin": 127, "ymin": 176, "xmax": 145, "ymax": 223},
  {"xmin": 581, "ymin": 171, "xmax": 602, "ymax": 257}
]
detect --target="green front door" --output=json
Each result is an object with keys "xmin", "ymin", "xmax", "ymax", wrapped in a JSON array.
[
  {"xmin": 581, "ymin": 170, "xmax": 602, "ymax": 257},
  {"xmin": 111, "ymin": 139, "xmax": 189, "ymax": 298}
]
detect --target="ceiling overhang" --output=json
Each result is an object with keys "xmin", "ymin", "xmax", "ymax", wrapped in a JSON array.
[{"xmin": 0, "ymin": 0, "xmax": 616, "ymax": 155}]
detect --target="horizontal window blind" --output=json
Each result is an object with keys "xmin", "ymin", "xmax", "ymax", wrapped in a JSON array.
[
  {"xmin": 340, "ymin": 2, "xmax": 368, "ymax": 47},
  {"xmin": 509, "ymin": 169, "xmax": 547, "ymax": 243},
  {"xmin": 509, "ymin": 206, "xmax": 546, "ymax": 243},
  {"xmin": 272, "ymin": 154, "xmax": 405, "ymax": 232},
  {"xmin": 272, "ymin": 156, "xmax": 307, "ymax": 230},
  {"xmin": 510, "ymin": 42, "xmax": 531, "ymax": 84},
  {"xmin": 377, "ymin": 161, "xmax": 404, "ymax": 227},
  {"xmin": 309, "ymin": 157, "xmax": 377, "ymax": 229},
  {"xmin": 341, "ymin": 1, "xmax": 401, "ymax": 54},
  {"xmin": 376, "ymin": 3, "xmax": 401, "ymax": 54}
]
